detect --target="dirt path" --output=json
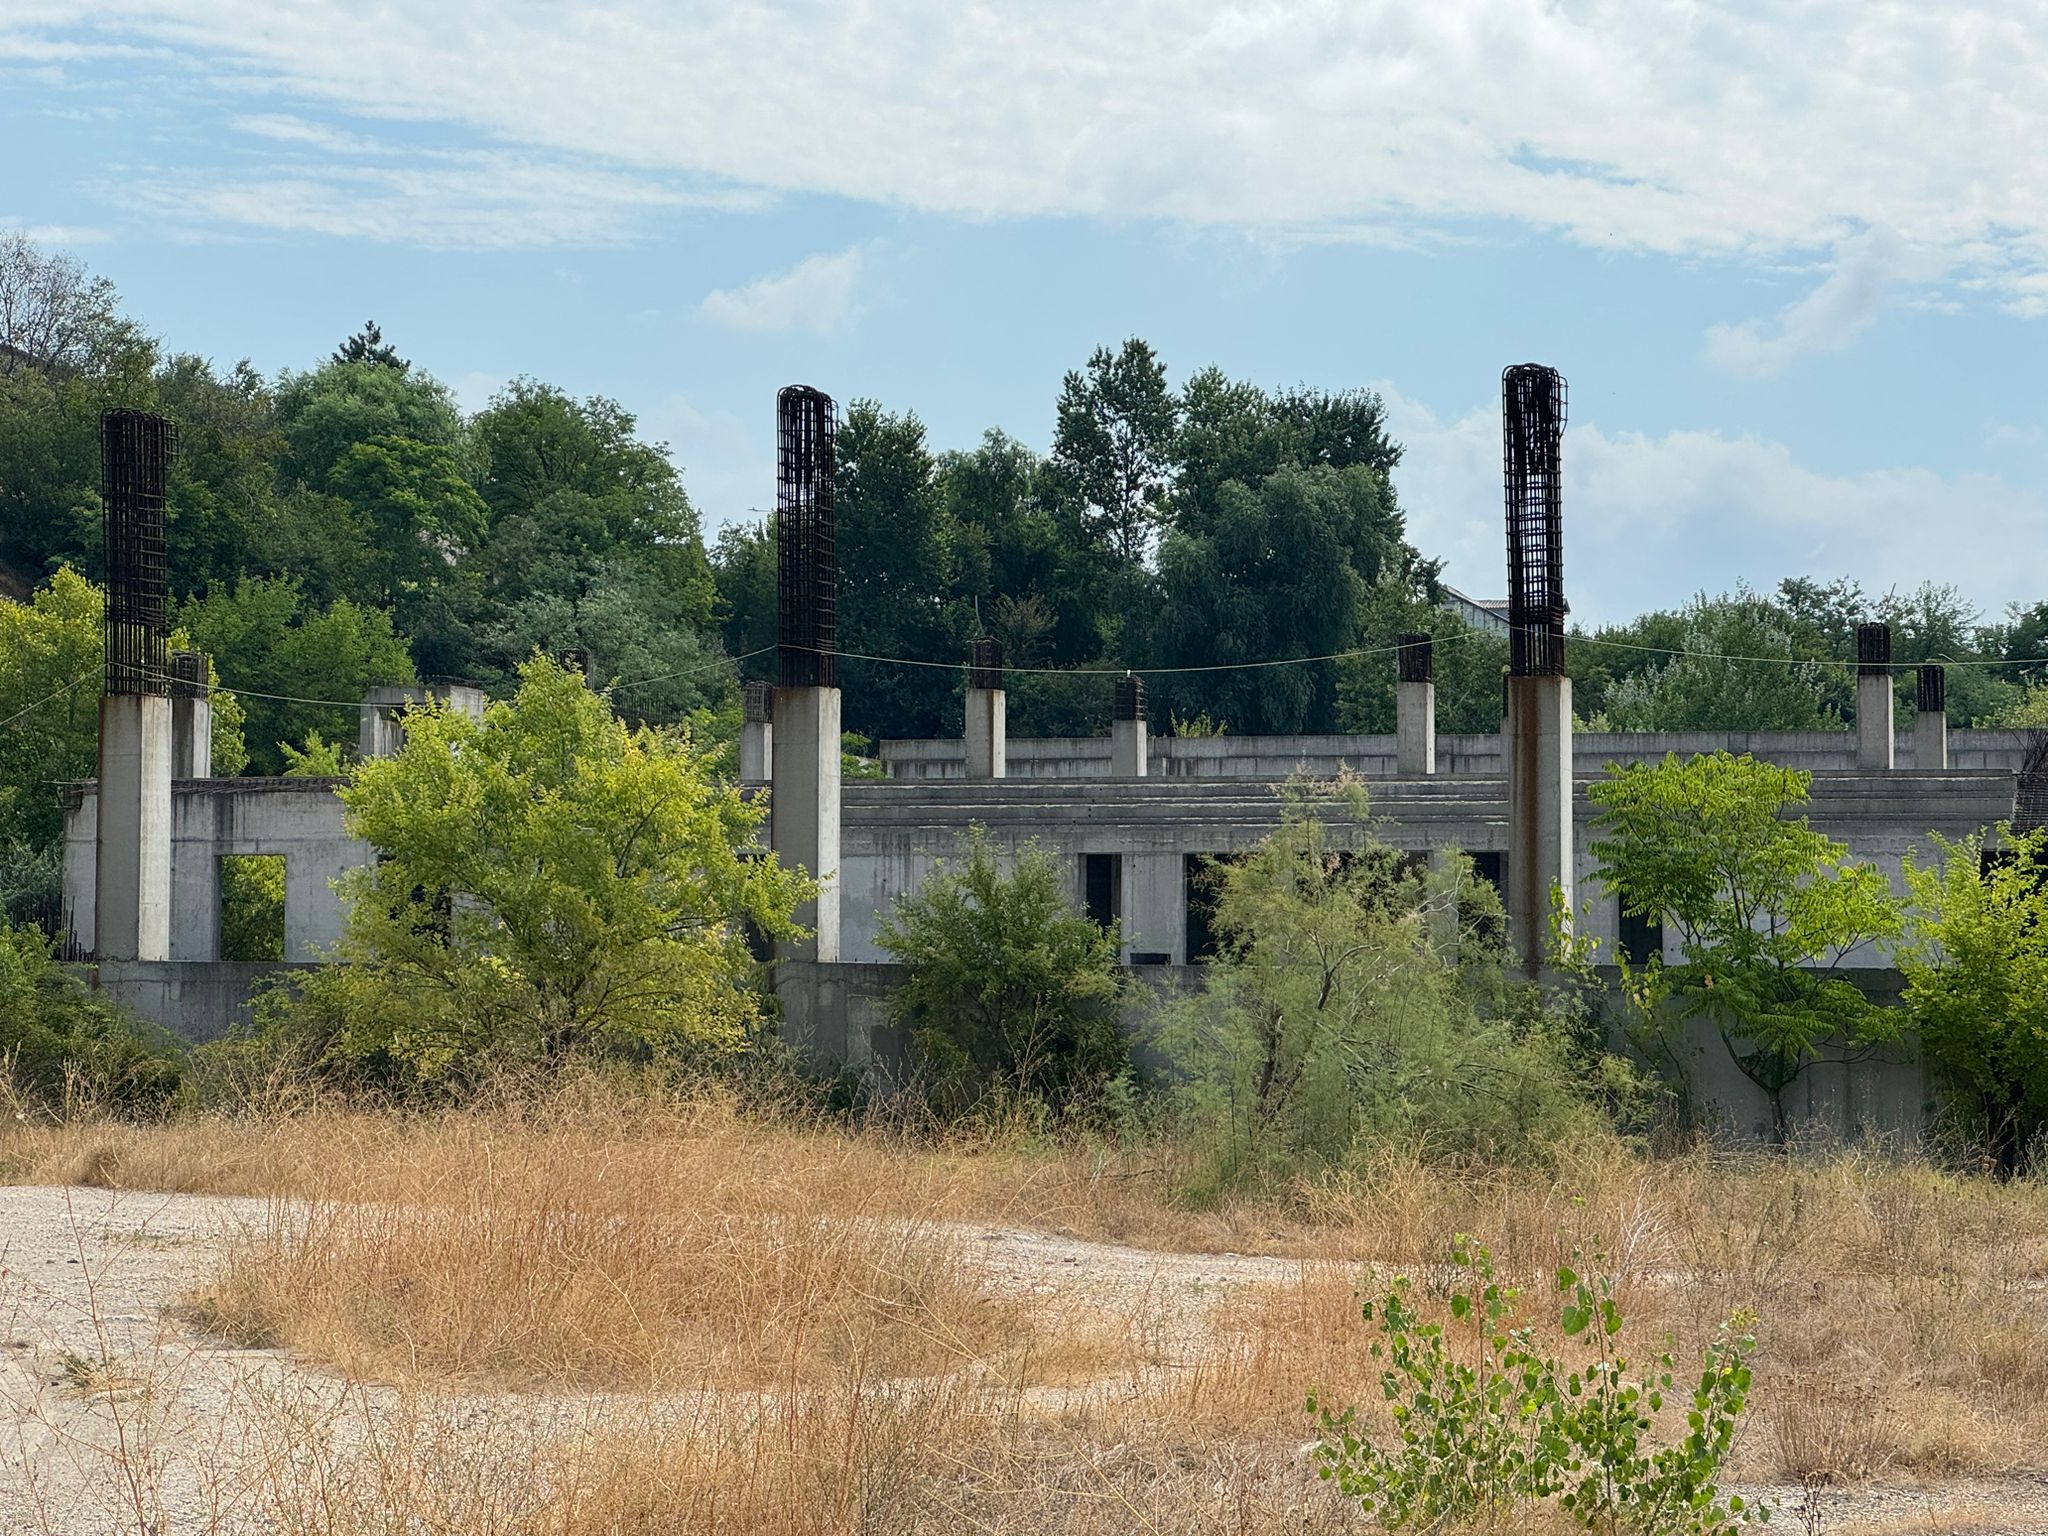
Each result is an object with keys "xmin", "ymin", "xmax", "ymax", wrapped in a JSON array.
[{"xmin": 4, "ymin": 1186, "xmax": 2047, "ymax": 1535}]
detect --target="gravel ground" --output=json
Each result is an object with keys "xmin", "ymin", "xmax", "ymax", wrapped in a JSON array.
[{"xmin": 4, "ymin": 1185, "xmax": 2048, "ymax": 1535}]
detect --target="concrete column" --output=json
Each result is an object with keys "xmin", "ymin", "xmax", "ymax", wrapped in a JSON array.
[
  {"xmin": 1111, "ymin": 675, "xmax": 1149, "ymax": 777},
  {"xmin": 1396, "ymin": 632, "xmax": 1436, "ymax": 776},
  {"xmin": 772, "ymin": 685, "xmax": 841, "ymax": 961},
  {"xmin": 1506, "ymin": 674, "xmax": 1573, "ymax": 977},
  {"xmin": 1856, "ymin": 622, "xmax": 1894, "ymax": 770},
  {"xmin": 740, "ymin": 680, "xmax": 773, "ymax": 783},
  {"xmin": 359, "ymin": 686, "xmax": 411, "ymax": 761},
  {"xmin": 94, "ymin": 692, "xmax": 173, "ymax": 961},
  {"xmin": 1914, "ymin": 663, "xmax": 1948, "ymax": 771},
  {"xmin": 964, "ymin": 637, "xmax": 1006, "ymax": 780},
  {"xmin": 169, "ymin": 650, "xmax": 212, "ymax": 779}
]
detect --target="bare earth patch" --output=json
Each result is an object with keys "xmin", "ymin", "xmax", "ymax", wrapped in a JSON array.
[{"xmin": 6, "ymin": 1185, "xmax": 2048, "ymax": 1534}]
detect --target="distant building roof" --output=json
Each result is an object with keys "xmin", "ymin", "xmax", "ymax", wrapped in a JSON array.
[{"xmin": 1438, "ymin": 584, "xmax": 1511, "ymax": 636}]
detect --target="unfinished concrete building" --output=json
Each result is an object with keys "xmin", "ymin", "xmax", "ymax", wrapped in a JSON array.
[{"xmin": 62, "ymin": 380, "xmax": 2038, "ymax": 1140}]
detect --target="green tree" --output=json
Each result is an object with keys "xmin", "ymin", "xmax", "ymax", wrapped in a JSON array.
[
  {"xmin": 1158, "ymin": 786, "xmax": 1619, "ymax": 1188},
  {"xmin": 326, "ymin": 433, "xmax": 487, "ymax": 672},
  {"xmin": 1594, "ymin": 591, "xmax": 1844, "ymax": 732},
  {"xmin": 331, "ymin": 320, "xmax": 407, "ymax": 371},
  {"xmin": 0, "ymin": 237, "xmax": 157, "ymax": 580},
  {"xmin": 877, "ymin": 829, "xmax": 1124, "ymax": 1116},
  {"xmin": 833, "ymin": 401, "xmax": 970, "ymax": 740},
  {"xmin": 1588, "ymin": 752, "xmax": 1902, "ymax": 1145},
  {"xmin": 0, "ymin": 567, "xmax": 104, "ymax": 854},
  {"xmin": 273, "ymin": 357, "xmax": 466, "ymax": 493},
  {"xmin": 305, "ymin": 658, "xmax": 810, "ymax": 1079},
  {"xmin": 175, "ymin": 577, "xmax": 415, "ymax": 774},
  {"xmin": 0, "ymin": 922, "xmax": 184, "ymax": 1113},
  {"xmin": 1052, "ymin": 338, "xmax": 1178, "ymax": 564},
  {"xmin": 1896, "ymin": 826, "xmax": 2048, "ymax": 1172},
  {"xmin": 1154, "ymin": 463, "xmax": 1411, "ymax": 733}
]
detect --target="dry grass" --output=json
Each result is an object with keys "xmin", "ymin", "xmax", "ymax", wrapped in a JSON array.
[{"xmin": 9, "ymin": 1082, "xmax": 2048, "ymax": 1531}]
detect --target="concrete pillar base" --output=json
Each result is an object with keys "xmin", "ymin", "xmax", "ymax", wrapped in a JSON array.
[
  {"xmin": 1858, "ymin": 672, "xmax": 1895, "ymax": 770},
  {"xmin": 95, "ymin": 693, "xmax": 174, "ymax": 962},
  {"xmin": 1913, "ymin": 710, "xmax": 1947, "ymax": 771},
  {"xmin": 772, "ymin": 686, "xmax": 842, "ymax": 962},
  {"xmin": 1396, "ymin": 679, "xmax": 1436, "ymax": 776},
  {"xmin": 1111, "ymin": 718, "xmax": 1148, "ymax": 777},
  {"xmin": 964, "ymin": 687, "xmax": 1007, "ymax": 779},
  {"xmin": 1506, "ymin": 675, "xmax": 1573, "ymax": 977}
]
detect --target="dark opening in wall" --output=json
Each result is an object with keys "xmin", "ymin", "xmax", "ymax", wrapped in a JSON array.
[
  {"xmin": 1185, "ymin": 852, "xmax": 1243, "ymax": 963},
  {"xmin": 1082, "ymin": 853, "xmax": 1121, "ymax": 934},
  {"xmin": 1618, "ymin": 904, "xmax": 1664, "ymax": 966},
  {"xmin": 219, "ymin": 855, "xmax": 284, "ymax": 962}
]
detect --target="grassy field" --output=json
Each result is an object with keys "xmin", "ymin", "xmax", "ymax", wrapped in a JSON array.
[{"xmin": 5, "ymin": 1082, "xmax": 2048, "ymax": 1533}]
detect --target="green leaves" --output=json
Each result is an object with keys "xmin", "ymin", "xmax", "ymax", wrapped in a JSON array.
[
  {"xmin": 1313, "ymin": 1239, "xmax": 1768, "ymax": 1534},
  {"xmin": 877, "ymin": 828, "xmax": 1125, "ymax": 1117},
  {"xmin": 1589, "ymin": 751, "xmax": 1904, "ymax": 1140},
  {"xmin": 322, "ymin": 656, "xmax": 811, "ymax": 1078}
]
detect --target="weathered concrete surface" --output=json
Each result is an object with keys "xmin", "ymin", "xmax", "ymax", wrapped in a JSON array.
[
  {"xmin": 1858, "ymin": 672, "xmax": 1895, "ymax": 770},
  {"xmin": 93, "ymin": 694, "xmax": 172, "ymax": 962},
  {"xmin": 1506, "ymin": 675, "xmax": 1573, "ymax": 976},
  {"xmin": 1110, "ymin": 717, "xmax": 1148, "ymax": 777},
  {"xmin": 69, "ymin": 778, "xmax": 372, "ymax": 966},
  {"xmin": 883, "ymin": 728, "xmax": 2040, "ymax": 781},
  {"xmin": 81, "ymin": 960, "xmax": 318, "ymax": 1043},
  {"xmin": 1913, "ymin": 707, "xmax": 1948, "ymax": 771},
  {"xmin": 772, "ymin": 686, "xmax": 842, "ymax": 962},
  {"xmin": 1396, "ymin": 679, "xmax": 1435, "ymax": 776},
  {"xmin": 963, "ymin": 687, "xmax": 1006, "ymax": 779}
]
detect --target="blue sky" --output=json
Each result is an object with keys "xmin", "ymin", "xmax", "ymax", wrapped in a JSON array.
[{"xmin": 6, "ymin": 2, "xmax": 2048, "ymax": 627}]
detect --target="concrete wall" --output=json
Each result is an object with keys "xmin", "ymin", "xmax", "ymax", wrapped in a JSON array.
[
  {"xmin": 772, "ymin": 956, "xmax": 1930, "ymax": 1145},
  {"xmin": 834, "ymin": 770, "xmax": 2014, "ymax": 967},
  {"xmin": 67, "ymin": 778, "xmax": 372, "ymax": 964},
  {"xmin": 84, "ymin": 960, "xmax": 320, "ymax": 1044},
  {"xmin": 883, "ymin": 728, "xmax": 2040, "ymax": 781}
]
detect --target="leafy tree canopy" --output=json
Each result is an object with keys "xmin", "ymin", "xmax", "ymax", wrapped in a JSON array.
[{"xmin": 305, "ymin": 657, "xmax": 810, "ymax": 1080}]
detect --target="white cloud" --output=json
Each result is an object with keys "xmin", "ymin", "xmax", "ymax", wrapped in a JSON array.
[
  {"xmin": 1381, "ymin": 385, "xmax": 2048, "ymax": 627},
  {"xmin": 5, "ymin": 2, "xmax": 2048, "ymax": 294},
  {"xmin": 121, "ymin": 152, "xmax": 739, "ymax": 248},
  {"xmin": 700, "ymin": 248, "xmax": 865, "ymax": 336},
  {"xmin": 6, "ymin": 220, "xmax": 110, "ymax": 244},
  {"xmin": 1705, "ymin": 229, "xmax": 1938, "ymax": 375}
]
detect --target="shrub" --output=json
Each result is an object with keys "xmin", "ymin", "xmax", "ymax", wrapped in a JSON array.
[
  {"xmin": 1311, "ymin": 1238, "xmax": 1766, "ymax": 1534},
  {"xmin": 0, "ymin": 922, "xmax": 185, "ymax": 1114},
  {"xmin": 1156, "ymin": 785, "xmax": 1629, "ymax": 1189},
  {"xmin": 1896, "ymin": 824, "xmax": 2048, "ymax": 1173},
  {"xmin": 877, "ymin": 828, "xmax": 1125, "ymax": 1118}
]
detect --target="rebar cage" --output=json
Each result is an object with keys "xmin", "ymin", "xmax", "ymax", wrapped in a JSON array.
[
  {"xmin": 1917, "ymin": 663, "xmax": 1946, "ymax": 715},
  {"xmin": 1502, "ymin": 365, "xmax": 1567, "ymax": 677},
  {"xmin": 1397, "ymin": 632, "xmax": 1434, "ymax": 685},
  {"xmin": 1114, "ymin": 674, "xmax": 1147, "ymax": 722},
  {"xmin": 1857, "ymin": 623, "xmax": 1892, "ymax": 676},
  {"xmin": 743, "ymin": 679, "xmax": 774, "ymax": 724},
  {"xmin": 102, "ymin": 408, "xmax": 176, "ymax": 695},
  {"xmin": 169, "ymin": 650, "xmax": 207, "ymax": 698},
  {"xmin": 968, "ymin": 637, "xmax": 1005, "ymax": 692},
  {"xmin": 776, "ymin": 386, "xmax": 838, "ymax": 689}
]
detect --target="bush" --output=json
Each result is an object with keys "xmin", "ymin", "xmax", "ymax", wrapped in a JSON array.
[
  {"xmin": 877, "ymin": 828, "xmax": 1125, "ymax": 1118},
  {"xmin": 1896, "ymin": 824, "xmax": 2048, "ymax": 1174},
  {"xmin": 1156, "ymin": 785, "xmax": 1630, "ymax": 1190},
  {"xmin": 1311, "ymin": 1238, "xmax": 1766, "ymax": 1534},
  {"xmin": 0, "ymin": 922, "xmax": 185, "ymax": 1114}
]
